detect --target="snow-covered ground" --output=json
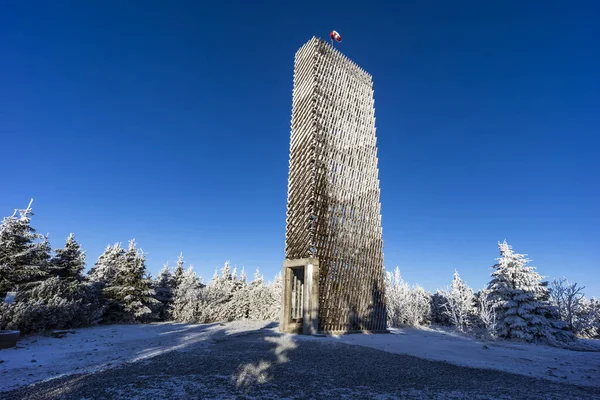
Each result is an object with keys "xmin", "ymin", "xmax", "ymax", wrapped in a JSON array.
[
  {"xmin": 300, "ymin": 326, "xmax": 600, "ymax": 388},
  {"xmin": 0, "ymin": 320, "xmax": 272, "ymax": 392},
  {"xmin": 1, "ymin": 322, "xmax": 599, "ymax": 394}
]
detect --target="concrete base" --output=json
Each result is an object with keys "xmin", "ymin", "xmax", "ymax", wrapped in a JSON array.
[
  {"xmin": 281, "ymin": 258, "xmax": 319, "ymax": 335},
  {"xmin": 0, "ymin": 330, "xmax": 20, "ymax": 349}
]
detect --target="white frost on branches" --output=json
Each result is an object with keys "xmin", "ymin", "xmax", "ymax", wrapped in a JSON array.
[
  {"xmin": 438, "ymin": 270, "xmax": 474, "ymax": 331},
  {"xmin": 385, "ymin": 267, "xmax": 431, "ymax": 327},
  {"xmin": 487, "ymin": 240, "xmax": 571, "ymax": 343}
]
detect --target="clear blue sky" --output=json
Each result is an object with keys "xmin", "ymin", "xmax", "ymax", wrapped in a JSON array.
[{"xmin": 1, "ymin": 1, "xmax": 598, "ymax": 296}]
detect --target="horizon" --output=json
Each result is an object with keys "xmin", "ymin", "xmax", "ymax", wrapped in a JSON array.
[{"xmin": 2, "ymin": 1, "xmax": 598, "ymax": 297}]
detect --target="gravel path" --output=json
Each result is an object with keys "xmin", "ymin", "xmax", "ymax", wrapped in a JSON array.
[{"xmin": 4, "ymin": 329, "xmax": 599, "ymax": 400}]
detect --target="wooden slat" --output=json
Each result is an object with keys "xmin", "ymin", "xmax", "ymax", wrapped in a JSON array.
[{"xmin": 285, "ymin": 37, "xmax": 387, "ymax": 332}]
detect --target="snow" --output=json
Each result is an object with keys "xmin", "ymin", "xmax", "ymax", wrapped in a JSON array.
[
  {"xmin": 0, "ymin": 320, "xmax": 272, "ymax": 392},
  {"xmin": 299, "ymin": 326, "xmax": 600, "ymax": 388}
]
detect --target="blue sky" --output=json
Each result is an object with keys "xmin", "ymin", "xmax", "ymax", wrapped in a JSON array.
[{"xmin": 1, "ymin": 1, "xmax": 598, "ymax": 296}]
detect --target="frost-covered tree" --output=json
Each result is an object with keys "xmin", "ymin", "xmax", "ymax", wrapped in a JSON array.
[
  {"xmin": 88, "ymin": 243, "xmax": 125, "ymax": 284},
  {"xmin": 153, "ymin": 263, "xmax": 174, "ymax": 321},
  {"xmin": 200, "ymin": 261, "xmax": 247, "ymax": 322},
  {"xmin": 572, "ymin": 297, "xmax": 600, "ymax": 338},
  {"xmin": 252, "ymin": 268, "xmax": 264, "ymax": 286},
  {"xmin": 473, "ymin": 289, "xmax": 498, "ymax": 337},
  {"xmin": 438, "ymin": 270, "xmax": 475, "ymax": 331},
  {"xmin": 551, "ymin": 278, "xmax": 600, "ymax": 338},
  {"xmin": 5, "ymin": 233, "xmax": 99, "ymax": 333},
  {"xmin": 0, "ymin": 202, "xmax": 103, "ymax": 332},
  {"xmin": 50, "ymin": 233, "xmax": 86, "ymax": 281},
  {"xmin": 102, "ymin": 240, "xmax": 157, "ymax": 323},
  {"xmin": 550, "ymin": 278, "xmax": 585, "ymax": 332},
  {"xmin": 5, "ymin": 275, "xmax": 102, "ymax": 333},
  {"xmin": 221, "ymin": 261, "xmax": 232, "ymax": 281},
  {"xmin": 266, "ymin": 271, "xmax": 283, "ymax": 320},
  {"xmin": 487, "ymin": 240, "xmax": 571, "ymax": 342},
  {"xmin": 248, "ymin": 268, "xmax": 270, "ymax": 319},
  {"xmin": 430, "ymin": 290, "xmax": 452, "ymax": 326},
  {"xmin": 385, "ymin": 267, "xmax": 431, "ymax": 327},
  {"xmin": 172, "ymin": 266, "xmax": 202, "ymax": 322},
  {"xmin": 229, "ymin": 273, "xmax": 250, "ymax": 320},
  {"xmin": 0, "ymin": 200, "xmax": 50, "ymax": 297},
  {"xmin": 385, "ymin": 267, "xmax": 405, "ymax": 327},
  {"xmin": 172, "ymin": 253, "xmax": 185, "ymax": 290}
]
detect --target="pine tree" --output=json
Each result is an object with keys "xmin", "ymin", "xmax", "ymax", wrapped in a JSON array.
[
  {"xmin": 88, "ymin": 243, "xmax": 124, "ymax": 284},
  {"xmin": 439, "ymin": 270, "xmax": 475, "ymax": 331},
  {"xmin": 172, "ymin": 266, "xmax": 201, "ymax": 322},
  {"xmin": 50, "ymin": 233, "xmax": 86, "ymax": 281},
  {"xmin": 0, "ymin": 204, "xmax": 102, "ymax": 332},
  {"xmin": 0, "ymin": 200, "xmax": 50, "ymax": 297},
  {"xmin": 248, "ymin": 268, "xmax": 269, "ymax": 319},
  {"xmin": 153, "ymin": 263, "xmax": 174, "ymax": 321},
  {"xmin": 430, "ymin": 290, "xmax": 452, "ymax": 325},
  {"xmin": 221, "ymin": 261, "xmax": 232, "ymax": 281},
  {"xmin": 213, "ymin": 261, "xmax": 247, "ymax": 320},
  {"xmin": 229, "ymin": 268, "xmax": 250, "ymax": 320},
  {"xmin": 252, "ymin": 268, "xmax": 264, "ymax": 287},
  {"xmin": 267, "ymin": 271, "xmax": 283, "ymax": 320},
  {"xmin": 487, "ymin": 240, "xmax": 570, "ymax": 342},
  {"xmin": 172, "ymin": 253, "xmax": 185, "ymax": 290},
  {"xmin": 102, "ymin": 240, "xmax": 157, "ymax": 323},
  {"xmin": 240, "ymin": 267, "xmax": 247, "ymax": 283}
]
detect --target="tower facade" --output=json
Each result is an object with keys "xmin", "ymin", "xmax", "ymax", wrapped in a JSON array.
[{"xmin": 282, "ymin": 37, "xmax": 387, "ymax": 333}]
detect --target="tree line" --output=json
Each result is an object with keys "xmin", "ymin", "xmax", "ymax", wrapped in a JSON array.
[
  {"xmin": 386, "ymin": 240, "xmax": 600, "ymax": 344},
  {"xmin": 0, "ymin": 201, "xmax": 281, "ymax": 333},
  {"xmin": 1, "ymin": 201, "xmax": 598, "ymax": 344}
]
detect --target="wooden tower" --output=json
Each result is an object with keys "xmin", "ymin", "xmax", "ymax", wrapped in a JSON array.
[{"xmin": 281, "ymin": 37, "xmax": 387, "ymax": 334}]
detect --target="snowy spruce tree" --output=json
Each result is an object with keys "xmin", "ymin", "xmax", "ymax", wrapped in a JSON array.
[
  {"xmin": 266, "ymin": 271, "xmax": 283, "ymax": 320},
  {"xmin": 0, "ymin": 200, "xmax": 49, "ymax": 297},
  {"xmin": 229, "ymin": 267, "xmax": 250, "ymax": 320},
  {"xmin": 245, "ymin": 269, "xmax": 283, "ymax": 321},
  {"xmin": 430, "ymin": 290, "xmax": 452, "ymax": 326},
  {"xmin": 171, "ymin": 266, "xmax": 203, "ymax": 322},
  {"xmin": 172, "ymin": 252, "xmax": 186, "ymax": 290},
  {"xmin": 88, "ymin": 243, "xmax": 125, "ymax": 285},
  {"xmin": 200, "ymin": 261, "xmax": 247, "ymax": 322},
  {"xmin": 50, "ymin": 233, "xmax": 86, "ymax": 281},
  {"xmin": 153, "ymin": 263, "xmax": 175, "ymax": 321},
  {"xmin": 1, "ymin": 204, "xmax": 101, "ymax": 332},
  {"xmin": 248, "ymin": 268, "xmax": 270, "ymax": 319},
  {"xmin": 439, "ymin": 270, "xmax": 475, "ymax": 331},
  {"xmin": 487, "ymin": 240, "xmax": 572, "ymax": 343},
  {"xmin": 102, "ymin": 240, "xmax": 157, "ymax": 323},
  {"xmin": 5, "ymin": 273, "xmax": 103, "ymax": 333}
]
